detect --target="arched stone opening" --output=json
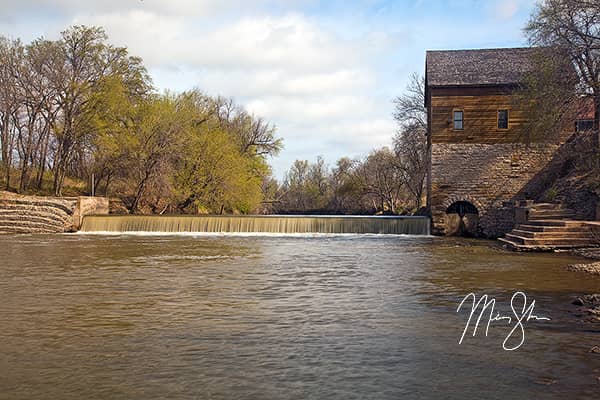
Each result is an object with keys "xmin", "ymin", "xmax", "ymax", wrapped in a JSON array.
[{"xmin": 445, "ymin": 200, "xmax": 479, "ymax": 237}]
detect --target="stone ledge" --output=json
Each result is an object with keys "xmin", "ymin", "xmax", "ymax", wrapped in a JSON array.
[{"xmin": 0, "ymin": 191, "xmax": 109, "ymax": 233}]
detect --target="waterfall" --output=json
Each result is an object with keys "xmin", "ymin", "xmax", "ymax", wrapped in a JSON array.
[{"xmin": 80, "ymin": 215, "xmax": 430, "ymax": 235}]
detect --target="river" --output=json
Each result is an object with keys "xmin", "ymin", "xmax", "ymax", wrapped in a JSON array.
[{"xmin": 0, "ymin": 234, "xmax": 599, "ymax": 399}]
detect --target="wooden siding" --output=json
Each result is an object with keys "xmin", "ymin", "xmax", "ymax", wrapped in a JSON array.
[{"xmin": 429, "ymin": 92, "xmax": 527, "ymax": 144}]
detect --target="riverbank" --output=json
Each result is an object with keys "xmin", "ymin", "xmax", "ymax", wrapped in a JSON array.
[{"xmin": 563, "ymin": 247, "xmax": 600, "ymax": 276}]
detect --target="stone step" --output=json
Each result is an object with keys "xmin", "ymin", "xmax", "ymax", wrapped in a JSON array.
[
  {"xmin": 529, "ymin": 202, "xmax": 563, "ymax": 210},
  {"xmin": 516, "ymin": 224, "xmax": 587, "ymax": 232},
  {"xmin": 498, "ymin": 237, "xmax": 588, "ymax": 251},
  {"xmin": 0, "ymin": 208, "xmax": 69, "ymax": 221},
  {"xmin": 0, "ymin": 199, "xmax": 74, "ymax": 214},
  {"xmin": 529, "ymin": 215, "xmax": 576, "ymax": 220},
  {"xmin": 529, "ymin": 215, "xmax": 577, "ymax": 221},
  {"xmin": 527, "ymin": 201, "xmax": 577, "ymax": 221},
  {"xmin": 0, "ymin": 199, "xmax": 72, "ymax": 210},
  {"xmin": 0, "ymin": 214, "xmax": 67, "ymax": 228},
  {"xmin": 0, "ymin": 203, "xmax": 70, "ymax": 220},
  {"xmin": 521, "ymin": 219, "xmax": 588, "ymax": 227},
  {"xmin": 0, "ymin": 218, "xmax": 66, "ymax": 229},
  {"xmin": 504, "ymin": 233, "xmax": 594, "ymax": 246},
  {"xmin": 0, "ymin": 193, "xmax": 96, "ymax": 234},
  {"xmin": 0, "ymin": 224, "xmax": 60, "ymax": 234},
  {"xmin": 529, "ymin": 210, "xmax": 576, "ymax": 217},
  {"xmin": 530, "ymin": 208, "xmax": 575, "ymax": 214},
  {"xmin": 530, "ymin": 208, "xmax": 575, "ymax": 213},
  {"xmin": 501, "ymin": 202, "xmax": 596, "ymax": 250},
  {"xmin": 510, "ymin": 229, "xmax": 591, "ymax": 239},
  {"xmin": 0, "ymin": 220, "xmax": 65, "ymax": 233}
]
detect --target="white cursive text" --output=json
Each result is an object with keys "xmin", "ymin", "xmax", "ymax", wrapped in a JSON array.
[{"xmin": 457, "ymin": 291, "xmax": 551, "ymax": 351}]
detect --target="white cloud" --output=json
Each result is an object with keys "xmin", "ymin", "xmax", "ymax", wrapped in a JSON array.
[
  {"xmin": 495, "ymin": 0, "xmax": 520, "ymax": 19},
  {"xmin": 69, "ymin": 8, "xmax": 398, "ymax": 178},
  {"xmin": 74, "ymin": 11, "xmax": 183, "ymax": 67},
  {"xmin": 246, "ymin": 94, "xmax": 379, "ymax": 127},
  {"xmin": 75, "ymin": 12, "xmax": 373, "ymax": 71},
  {"xmin": 0, "ymin": 0, "xmax": 305, "ymax": 18},
  {"xmin": 491, "ymin": 0, "xmax": 537, "ymax": 20}
]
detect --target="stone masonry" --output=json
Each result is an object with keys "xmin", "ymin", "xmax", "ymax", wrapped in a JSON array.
[
  {"xmin": 0, "ymin": 191, "xmax": 109, "ymax": 234},
  {"xmin": 430, "ymin": 142, "xmax": 562, "ymax": 237}
]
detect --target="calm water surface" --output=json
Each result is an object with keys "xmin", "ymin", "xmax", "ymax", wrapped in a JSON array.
[{"xmin": 1, "ymin": 234, "xmax": 599, "ymax": 399}]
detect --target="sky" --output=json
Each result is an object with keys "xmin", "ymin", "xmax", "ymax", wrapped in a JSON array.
[{"xmin": 0, "ymin": 0, "xmax": 538, "ymax": 179}]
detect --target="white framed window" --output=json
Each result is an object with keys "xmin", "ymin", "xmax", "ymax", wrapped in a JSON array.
[{"xmin": 453, "ymin": 110, "xmax": 464, "ymax": 130}]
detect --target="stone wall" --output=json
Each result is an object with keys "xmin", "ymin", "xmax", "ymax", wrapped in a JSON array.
[
  {"xmin": 72, "ymin": 197, "xmax": 110, "ymax": 230},
  {"xmin": 430, "ymin": 142, "xmax": 562, "ymax": 237},
  {"xmin": 0, "ymin": 191, "xmax": 109, "ymax": 234}
]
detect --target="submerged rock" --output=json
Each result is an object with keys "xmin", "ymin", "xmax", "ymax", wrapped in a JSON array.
[
  {"xmin": 572, "ymin": 294, "xmax": 600, "ymax": 306},
  {"xmin": 533, "ymin": 377, "xmax": 558, "ymax": 386}
]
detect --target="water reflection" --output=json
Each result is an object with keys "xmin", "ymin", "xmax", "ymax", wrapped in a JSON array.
[{"xmin": 0, "ymin": 234, "xmax": 598, "ymax": 399}]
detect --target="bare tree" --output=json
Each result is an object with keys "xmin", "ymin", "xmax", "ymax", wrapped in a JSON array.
[
  {"xmin": 526, "ymin": 0, "xmax": 600, "ymax": 129},
  {"xmin": 13, "ymin": 39, "xmax": 59, "ymax": 192},
  {"xmin": 329, "ymin": 157, "xmax": 361, "ymax": 213},
  {"xmin": 212, "ymin": 96, "xmax": 283, "ymax": 157},
  {"xmin": 515, "ymin": 48, "xmax": 580, "ymax": 143},
  {"xmin": 393, "ymin": 123, "xmax": 427, "ymax": 209},
  {"xmin": 392, "ymin": 73, "xmax": 428, "ymax": 210},
  {"xmin": 393, "ymin": 73, "xmax": 427, "ymax": 130},
  {"xmin": 0, "ymin": 37, "xmax": 24, "ymax": 189},
  {"xmin": 355, "ymin": 148, "xmax": 404, "ymax": 214}
]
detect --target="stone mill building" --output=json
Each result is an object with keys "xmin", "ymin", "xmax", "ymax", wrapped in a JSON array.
[{"xmin": 424, "ymin": 47, "xmax": 587, "ymax": 238}]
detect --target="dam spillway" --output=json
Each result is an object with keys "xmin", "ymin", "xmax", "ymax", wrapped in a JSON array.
[{"xmin": 80, "ymin": 215, "xmax": 431, "ymax": 235}]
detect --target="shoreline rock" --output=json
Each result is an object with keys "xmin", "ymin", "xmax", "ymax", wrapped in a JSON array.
[
  {"xmin": 570, "ymin": 247, "xmax": 600, "ymax": 260},
  {"xmin": 571, "ymin": 294, "xmax": 600, "ymax": 323},
  {"xmin": 0, "ymin": 191, "xmax": 108, "ymax": 233},
  {"xmin": 566, "ymin": 261, "xmax": 600, "ymax": 275}
]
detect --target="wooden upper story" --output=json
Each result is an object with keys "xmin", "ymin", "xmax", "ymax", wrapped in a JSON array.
[{"xmin": 425, "ymin": 48, "xmax": 536, "ymax": 144}]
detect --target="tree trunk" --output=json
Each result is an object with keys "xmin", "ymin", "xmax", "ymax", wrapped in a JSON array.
[
  {"xmin": 1, "ymin": 115, "xmax": 12, "ymax": 190},
  {"xmin": 18, "ymin": 164, "xmax": 29, "ymax": 193},
  {"xmin": 594, "ymin": 95, "xmax": 600, "ymax": 148},
  {"xmin": 104, "ymin": 173, "xmax": 112, "ymax": 196},
  {"xmin": 36, "ymin": 130, "xmax": 50, "ymax": 189},
  {"xmin": 53, "ymin": 165, "xmax": 61, "ymax": 196},
  {"xmin": 3, "ymin": 163, "xmax": 9, "ymax": 190},
  {"xmin": 130, "ymin": 174, "xmax": 150, "ymax": 214}
]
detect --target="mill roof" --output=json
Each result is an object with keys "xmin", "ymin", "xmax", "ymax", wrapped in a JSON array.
[{"xmin": 425, "ymin": 47, "xmax": 537, "ymax": 87}]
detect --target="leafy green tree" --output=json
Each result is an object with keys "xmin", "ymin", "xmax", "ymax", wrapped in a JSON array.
[{"xmin": 48, "ymin": 25, "xmax": 150, "ymax": 195}]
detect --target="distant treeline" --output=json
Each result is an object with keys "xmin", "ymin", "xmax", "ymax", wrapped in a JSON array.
[
  {"xmin": 0, "ymin": 26, "xmax": 282, "ymax": 214},
  {"xmin": 268, "ymin": 133, "xmax": 426, "ymax": 216},
  {"xmin": 268, "ymin": 74, "xmax": 428, "ymax": 215}
]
